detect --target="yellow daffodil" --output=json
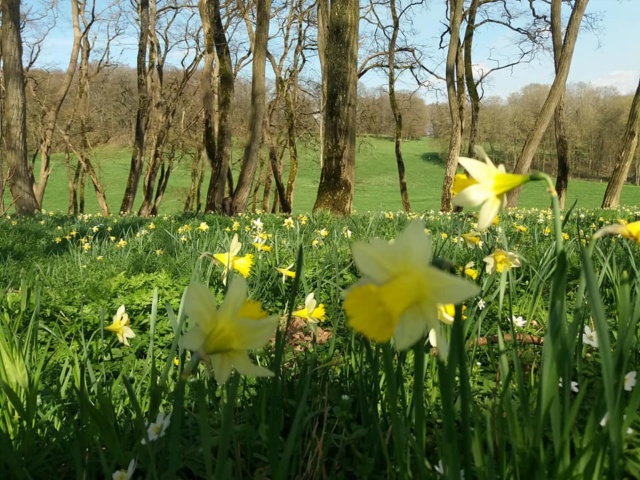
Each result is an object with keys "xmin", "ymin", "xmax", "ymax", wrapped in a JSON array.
[
  {"xmin": 513, "ymin": 224, "xmax": 527, "ymax": 233},
  {"xmin": 116, "ymin": 239, "xmax": 128, "ymax": 248},
  {"xmin": 483, "ymin": 249, "xmax": 521, "ymax": 274},
  {"xmin": 451, "ymin": 173, "xmax": 477, "ymax": 196},
  {"xmin": 283, "ymin": 217, "xmax": 295, "ymax": 229},
  {"xmin": 593, "ymin": 220, "xmax": 640, "ymax": 243},
  {"xmin": 181, "ymin": 278, "xmax": 278, "ymax": 385},
  {"xmin": 461, "ymin": 232, "xmax": 482, "ymax": 247},
  {"xmin": 343, "ymin": 220, "xmax": 480, "ymax": 356},
  {"xmin": 105, "ymin": 305, "xmax": 135, "ymax": 346},
  {"xmin": 253, "ymin": 242, "xmax": 272, "ymax": 252},
  {"xmin": 437, "ymin": 304, "xmax": 467, "ymax": 324},
  {"xmin": 213, "ymin": 234, "xmax": 254, "ymax": 284},
  {"xmin": 276, "ymin": 264, "xmax": 296, "ymax": 282},
  {"xmin": 461, "ymin": 261, "xmax": 479, "ymax": 280},
  {"xmin": 293, "ymin": 293, "xmax": 326, "ymax": 323},
  {"xmin": 452, "ymin": 147, "xmax": 531, "ymax": 231},
  {"xmin": 198, "ymin": 222, "xmax": 209, "ymax": 232}
]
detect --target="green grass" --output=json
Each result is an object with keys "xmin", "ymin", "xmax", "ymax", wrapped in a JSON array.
[{"xmin": 17, "ymin": 137, "xmax": 640, "ymax": 214}]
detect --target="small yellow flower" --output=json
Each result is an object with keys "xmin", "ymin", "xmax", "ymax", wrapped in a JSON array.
[
  {"xmin": 105, "ymin": 305, "xmax": 135, "ymax": 346},
  {"xmin": 452, "ymin": 147, "xmax": 531, "ymax": 231},
  {"xmin": 55, "ymin": 237, "xmax": 62, "ymax": 244},
  {"xmin": 293, "ymin": 293, "xmax": 326, "ymax": 323},
  {"xmin": 437, "ymin": 304, "xmax": 467, "ymax": 324},
  {"xmin": 440, "ymin": 232, "xmax": 448, "ymax": 240},
  {"xmin": 513, "ymin": 224, "xmax": 527, "ymax": 233},
  {"xmin": 252, "ymin": 242, "xmax": 272, "ymax": 252},
  {"xmin": 297, "ymin": 214, "xmax": 308, "ymax": 225},
  {"xmin": 562, "ymin": 232, "xmax": 570, "ymax": 241},
  {"xmin": 116, "ymin": 239, "xmax": 128, "ymax": 248},
  {"xmin": 213, "ymin": 234, "xmax": 253, "ymax": 284},
  {"xmin": 180, "ymin": 235, "xmax": 188, "ymax": 243},
  {"xmin": 276, "ymin": 264, "xmax": 296, "ymax": 282},
  {"xmin": 593, "ymin": 220, "xmax": 640, "ymax": 243},
  {"xmin": 96, "ymin": 255, "xmax": 104, "ymax": 261},
  {"xmin": 384, "ymin": 212, "xmax": 394, "ymax": 220},
  {"xmin": 198, "ymin": 222, "xmax": 209, "ymax": 232},
  {"xmin": 149, "ymin": 222, "xmax": 156, "ymax": 230},
  {"xmin": 317, "ymin": 228, "xmax": 329, "ymax": 238},
  {"xmin": 311, "ymin": 239, "xmax": 321, "ymax": 248},
  {"xmin": 92, "ymin": 226, "xmax": 100, "ymax": 233},
  {"xmin": 483, "ymin": 249, "xmax": 521, "ymax": 274},
  {"xmin": 343, "ymin": 221, "xmax": 480, "ymax": 356},
  {"xmin": 155, "ymin": 249, "xmax": 164, "ymax": 256},
  {"xmin": 82, "ymin": 243, "xmax": 92, "ymax": 251},
  {"xmin": 181, "ymin": 278, "xmax": 279, "ymax": 385},
  {"xmin": 543, "ymin": 227, "xmax": 551, "ymax": 236},
  {"xmin": 232, "ymin": 221, "xmax": 240, "ymax": 231},
  {"xmin": 461, "ymin": 262, "xmax": 479, "ymax": 280},
  {"xmin": 283, "ymin": 217, "xmax": 295, "ymax": 229}
]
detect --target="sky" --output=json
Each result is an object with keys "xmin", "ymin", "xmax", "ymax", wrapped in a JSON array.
[{"xmin": 20, "ymin": 0, "xmax": 640, "ymax": 102}]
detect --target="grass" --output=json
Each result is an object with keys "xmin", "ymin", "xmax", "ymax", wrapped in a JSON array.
[
  {"xmin": 15, "ymin": 137, "xmax": 640, "ymax": 214},
  {"xmin": 2, "ymin": 198, "xmax": 640, "ymax": 478}
]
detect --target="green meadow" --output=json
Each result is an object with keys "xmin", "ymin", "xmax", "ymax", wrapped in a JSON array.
[
  {"xmin": 2, "ymin": 142, "xmax": 640, "ymax": 478},
  {"xmin": 30, "ymin": 137, "xmax": 640, "ymax": 214}
]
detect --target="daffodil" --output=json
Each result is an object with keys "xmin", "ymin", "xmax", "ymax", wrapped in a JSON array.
[
  {"xmin": 452, "ymin": 147, "xmax": 531, "ymax": 231},
  {"xmin": 141, "ymin": 411, "xmax": 171, "ymax": 444},
  {"xmin": 343, "ymin": 220, "xmax": 480, "ymax": 355},
  {"xmin": 112, "ymin": 459, "xmax": 136, "ymax": 480},
  {"xmin": 276, "ymin": 264, "xmax": 296, "ymax": 282},
  {"xmin": 105, "ymin": 305, "xmax": 135, "ymax": 346},
  {"xmin": 213, "ymin": 234, "xmax": 254, "ymax": 284},
  {"xmin": 293, "ymin": 293, "xmax": 326, "ymax": 323},
  {"xmin": 181, "ymin": 278, "xmax": 278, "ymax": 385},
  {"xmin": 593, "ymin": 220, "xmax": 640, "ymax": 243},
  {"xmin": 461, "ymin": 231, "xmax": 481, "ymax": 248},
  {"xmin": 198, "ymin": 222, "xmax": 210, "ymax": 232},
  {"xmin": 483, "ymin": 249, "xmax": 521, "ymax": 274}
]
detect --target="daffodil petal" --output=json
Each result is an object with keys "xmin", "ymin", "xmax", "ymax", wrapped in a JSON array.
[
  {"xmin": 226, "ymin": 316, "xmax": 280, "ymax": 350},
  {"xmin": 184, "ymin": 282, "xmax": 218, "ymax": 334},
  {"xmin": 424, "ymin": 267, "xmax": 480, "ymax": 305},
  {"xmin": 228, "ymin": 351, "xmax": 274, "ymax": 378},
  {"xmin": 210, "ymin": 353, "xmax": 234, "ymax": 385},
  {"xmin": 452, "ymin": 183, "xmax": 494, "ymax": 208},
  {"xmin": 392, "ymin": 220, "xmax": 432, "ymax": 267},
  {"xmin": 393, "ymin": 304, "xmax": 431, "ymax": 350},
  {"xmin": 344, "ymin": 283, "xmax": 398, "ymax": 343},
  {"xmin": 477, "ymin": 195, "xmax": 503, "ymax": 231},
  {"xmin": 457, "ymin": 156, "xmax": 496, "ymax": 183},
  {"xmin": 351, "ymin": 239, "xmax": 401, "ymax": 283},
  {"xmin": 218, "ymin": 277, "xmax": 247, "ymax": 321}
]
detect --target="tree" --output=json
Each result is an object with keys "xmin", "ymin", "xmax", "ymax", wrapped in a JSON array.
[
  {"xmin": 1, "ymin": 0, "xmax": 40, "ymax": 214},
  {"xmin": 601, "ymin": 76, "xmax": 640, "ymax": 208},
  {"xmin": 231, "ymin": 0, "xmax": 272, "ymax": 214},
  {"xmin": 440, "ymin": 0, "xmax": 464, "ymax": 212},
  {"xmin": 313, "ymin": 0, "xmax": 359, "ymax": 214},
  {"xmin": 506, "ymin": 0, "xmax": 588, "ymax": 208}
]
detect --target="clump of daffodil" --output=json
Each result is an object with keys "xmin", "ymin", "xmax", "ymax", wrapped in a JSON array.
[
  {"xmin": 181, "ymin": 278, "xmax": 278, "ymax": 385},
  {"xmin": 105, "ymin": 305, "xmax": 135, "ymax": 346},
  {"xmin": 452, "ymin": 146, "xmax": 532, "ymax": 231},
  {"xmin": 343, "ymin": 220, "xmax": 479, "ymax": 356},
  {"xmin": 293, "ymin": 293, "xmax": 326, "ymax": 323},
  {"xmin": 483, "ymin": 249, "xmax": 521, "ymax": 274},
  {"xmin": 593, "ymin": 220, "xmax": 640, "ymax": 243},
  {"xmin": 213, "ymin": 234, "xmax": 254, "ymax": 284}
]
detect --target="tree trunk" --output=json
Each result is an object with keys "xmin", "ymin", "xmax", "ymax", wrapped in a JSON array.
[
  {"xmin": 388, "ymin": 0, "xmax": 410, "ymax": 212},
  {"xmin": 602, "ymin": 76, "xmax": 640, "ymax": 208},
  {"xmin": 313, "ymin": 0, "xmax": 358, "ymax": 214},
  {"xmin": 33, "ymin": 0, "xmax": 83, "ymax": 206},
  {"xmin": 1, "ymin": 0, "xmax": 40, "ymax": 214},
  {"xmin": 120, "ymin": 0, "xmax": 150, "ymax": 214},
  {"xmin": 506, "ymin": 0, "xmax": 588, "ymax": 208},
  {"xmin": 231, "ymin": 0, "xmax": 271, "ymax": 214},
  {"xmin": 440, "ymin": 0, "xmax": 464, "ymax": 212},
  {"xmin": 464, "ymin": 0, "xmax": 481, "ymax": 158},
  {"xmin": 204, "ymin": 0, "xmax": 234, "ymax": 213},
  {"xmin": 551, "ymin": 0, "xmax": 570, "ymax": 209}
]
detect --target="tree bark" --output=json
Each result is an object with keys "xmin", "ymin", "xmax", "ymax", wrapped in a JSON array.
[
  {"xmin": 464, "ymin": 0, "xmax": 481, "ymax": 158},
  {"xmin": 204, "ymin": 0, "xmax": 234, "ymax": 213},
  {"xmin": 1, "ymin": 0, "xmax": 40, "ymax": 214},
  {"xmin": 440, "ymin": 0, "xmax": 464, "ymax": 212},
  {"xmin": 551, "ymin": 0, "xmax": 570, "ymax": 209},
  {"xmin": 313, "ymin": 0, "xmax": 359, "ymax": 214},
  {"xmin": 388, "ymin": 0, "xmax": 410, "ymax": 212},
  {"xmin": 231, "ymin": 0, "xmax": 271, "ymax": 214},
  {"xmin": 120, "ymin": 0, "xmax": 150, "ymax": 214},
  {"xmin": 602, "ymin": 76, "xmax": 640, "ymax": 208},
  {"xmin": 506, "ymin": 0, "xmax": 588, "ymax": 208}
]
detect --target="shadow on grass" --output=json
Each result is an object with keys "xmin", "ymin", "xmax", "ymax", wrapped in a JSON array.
[{"xmin": 421, "ymin": 152, "xmax": 444, "ymax": 165}]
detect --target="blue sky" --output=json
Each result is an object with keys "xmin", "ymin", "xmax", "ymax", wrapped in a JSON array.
[{"xmin": 22, "ymin": 0, "xmax": 640, "ymax": 101}]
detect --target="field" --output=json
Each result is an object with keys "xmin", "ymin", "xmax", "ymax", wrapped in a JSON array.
[
  {"xmin": 2, "ymin": 143, "xmax": 640, "ymax": 478},
  {"xmin": 24, "ymin": 137, "xmax": 640, "ymax": 215}
]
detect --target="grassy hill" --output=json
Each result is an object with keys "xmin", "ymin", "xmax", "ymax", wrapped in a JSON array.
[{"xmin": 17, "ymin": 137, "xmax": 640, "ymax": 214}]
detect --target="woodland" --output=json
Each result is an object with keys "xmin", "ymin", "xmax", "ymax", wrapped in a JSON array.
[{"xmin": 1, "ymin": 0, "xmax": 639, "ymax": 216}]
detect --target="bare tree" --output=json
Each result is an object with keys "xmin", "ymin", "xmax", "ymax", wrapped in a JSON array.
[
  {"xmin": 506, "ymin": 0, "xmax": 588, "ymax": 208},
  {"xmin": 1, "ymin": 0, "xmax": 40, "ymax": 214},
  {"xmin": 313, "ymin": 0, "xmax": 359, "ymax": 214},
  {"xmin": 601, "ymin": 76, "xmax": 640, "ymax": 208},
  {"xmin": 231, "ymin": 0, "xmax": 272, "ymax": 214}
]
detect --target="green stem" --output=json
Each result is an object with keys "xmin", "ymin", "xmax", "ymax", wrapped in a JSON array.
[{"xmin": 214, "ymin": 374, "xmax": 240, "ymax": 480}]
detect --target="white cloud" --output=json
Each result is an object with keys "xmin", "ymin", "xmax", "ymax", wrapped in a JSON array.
[{"xmin": 591, "ymin": 70, "xmax": 639, "ymax": 94}]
